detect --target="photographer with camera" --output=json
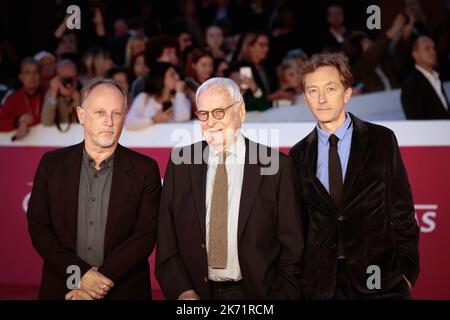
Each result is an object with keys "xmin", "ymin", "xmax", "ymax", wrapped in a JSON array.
[{"xmin": 41, "ymin": 59, "xmax": 80, "ymax": 131}]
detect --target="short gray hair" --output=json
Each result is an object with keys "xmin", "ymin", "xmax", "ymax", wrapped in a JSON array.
[
  {"xmin": 80, "ymin": 77, "xmax": 128, "ymax": 111},
  {"xmin": 195, "ymin": 77, "xmax": 243, "ymax": 108}
]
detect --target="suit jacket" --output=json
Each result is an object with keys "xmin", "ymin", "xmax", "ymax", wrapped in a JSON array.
[
  {"xmin": 156, "ymin": 137, "xmax": 304, "ymax": 300},
  {"xmin": 289, "ymin": 113, "xmax": 420, "ymax": 299},
  {"xmin": 401, "ymin": 68, "xmax": 450, "ymax": 119},
  {"xmin": 27, "ymin": 142, "xmax": 161, "ymax": 299}
]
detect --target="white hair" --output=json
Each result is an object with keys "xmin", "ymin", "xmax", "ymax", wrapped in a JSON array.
[{"xmin": 195, "ymin": 77, "xmax": 243, "ymax": 108}]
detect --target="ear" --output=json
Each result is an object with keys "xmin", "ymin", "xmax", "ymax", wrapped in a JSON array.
[
  {"xmin": 343, "ymin": 87, "xmax": 352, "ymax": 104},
  {"xmin": 76, "ymin": 106, "xmax": 86, "ymax": 125},
  {"xmin": 18, "ymin": 73, "xmax": 24, "ymax": 84},
  {"xmin": 412, "ymin": 50, "xmax": 418, "ymax": 61}
]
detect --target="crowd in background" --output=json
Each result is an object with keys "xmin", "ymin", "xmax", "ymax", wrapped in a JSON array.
[{"xmin": 0, "ymin": 0, "xmax": 449, "ymax": 140}]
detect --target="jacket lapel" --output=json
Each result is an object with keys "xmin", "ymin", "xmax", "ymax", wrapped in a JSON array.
[
  {"xmin": 62, "ymin": 142, "xmax": 84, "ymax": 250},
  {"xmin": 237, "ymin": 138, "xmax": 262, "ymax": 241},
  {"xmin": 104, "ymin": 144, "xmax": 133, "ymax": 253},
  {"xmin": 304, "ymin": 129, "xmax": 336, "ymax": 211},
  {"xmin": 340, "ymin": 113, "xmax": 368, "ymax": 206},
  {"xmin": 190, "ymin": 141, "xmax": 208, "ymax": 242}
]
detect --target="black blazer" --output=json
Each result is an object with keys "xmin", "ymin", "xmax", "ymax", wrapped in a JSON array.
[
  {"xmin": 289, "ymin": 113, "xmax": 420, "ymax": 299},
  {"xmin": 27, "ymin": 142, "xmax": 161, "ymax": 299},
  {"xmin": 156, "ymin": 137, "xmax": 304, "ymax": 300},
  {"xmin": 401, "ymin": 68, "xmax": 450, "ymax": 119}
]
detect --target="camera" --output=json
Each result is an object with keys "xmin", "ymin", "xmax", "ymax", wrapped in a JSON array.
[{"xmin": 61, "ymin": 76, "xmax": 73, "ymax": 89}]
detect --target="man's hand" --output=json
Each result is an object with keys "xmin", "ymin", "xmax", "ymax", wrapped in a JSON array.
[
  {"xmin": 178, "ymin": 289, "xmax": 200, "ymax": 300},
  {"xmin": 65, "ymin": 289, "xmax": 94, "ymax": 300},
  {"xmin": 80, "ymin": 267, "xmax": 114, "ymax": 299}
]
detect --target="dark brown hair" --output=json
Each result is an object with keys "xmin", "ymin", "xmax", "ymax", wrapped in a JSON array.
[{"xmin": 300, "ymin": 52, "xmax": 353, "ymax": 91}]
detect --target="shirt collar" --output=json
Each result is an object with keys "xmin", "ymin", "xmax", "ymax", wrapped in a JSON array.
[
  {"xmin": 83, "ymin": 147, "xmax": 115, "ymax": 170},
  {"xmin": 415, "ymin": 64, "xmax": 439, "ymax": 81},
  {"xmin": 316, "ymin": 112, "xmax": 352, "ymax": 145}
]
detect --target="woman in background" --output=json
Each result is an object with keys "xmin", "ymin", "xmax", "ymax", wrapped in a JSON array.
[{"xmin": 125, "ymin": 62, "xmax": 191, "ymax": 130}]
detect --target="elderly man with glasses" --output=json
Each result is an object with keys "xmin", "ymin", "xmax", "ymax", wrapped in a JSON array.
[{"xmin": 156, "ymin": 77, "xmax": 304, "ymax": 300}]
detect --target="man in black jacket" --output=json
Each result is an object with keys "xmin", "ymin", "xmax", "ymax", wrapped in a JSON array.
[
  {"xmin": 290, "ymin": 52, "xmax": 420, "ymax": 299},
  {"xmin": 401, "ymin": 36, "xmax": 450, "ymax": 119},
  {"xmin": 28, "ymin": 78, "xmax": 161, "ymax": 299}
]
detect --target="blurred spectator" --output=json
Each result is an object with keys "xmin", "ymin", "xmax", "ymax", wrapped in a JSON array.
[
  {"xmin": 401, "ymin": 36, "xmax": 450, "ymax": 119},
  {"xmin": 0, "ymin": 58, "xmax": 44, "ymax": 140},
  {"xmin": 237, "ymin": 30, "xmax": 291, "ymax": 103},
  {"xmin": 178, "ymin": 31, "xmax": 194, "ymax": 54},
  {"xmin": 282, "ymin": 48, "xmax": 308, "ymax": 70},
  {"xmin": 126, "ymin": 62, "xmax": 190, "ymax": 130},
  {"xmin": 184, "ymin": 49, "xmax": 214, "ymax": 113},
  {"xmin": 114, "ymin": 18, "xmax": 129, "ymax": 37},
  {"xmin": 107, "ymin": 18, "xmax": 131, "ymax": 66},
  {"xmin": 200, "ymin": 0, "xmax": 250, "ymax": 34},
  {"xmin": 350, "ymin": 14, "xmax": 413, "ymax": 94},
  {"xmin": 174, "ymin": 0, "xmax": 203, "ymax": 45},
  {"xmin": 213, "ymin": 57, "xmax": 230, "ymax": 77},
  {"xmin": 53, "ymin": 6, "xmax": 107, "ymax": 63},
  {"xmin": 128, "ymin": 51, "xmax": 149, "ymax": 85},
  {"xmin": 55, "ymin": 32, "xmax": 79, "ymax": 62},
  {"xmin": 130, "ymin": 35, "xmax": 179, "ymax": 99},
  {"xmin": 319, "ymin": 4, "xmax": 348, "ymax": 53},
  {"xmin": 176, "ymin": 30, "xmax": 194, "ymax": 70},
  {"xmin": 80, "ymin": 47, "xmax": 113, "ymax": 84},
  {"xmin": 105, "ymin": 66, "xmax": 131, "ymax": 106},
  {"xmin": 225, "ymin": 63, "xmax": 271, "ymax": 112},
  {"xmin": 124, "ymin": 33, "xmax": 148, "ymax": 69},
  {"xmin": 403, "ymin": 0, "xmax": 431, "ymax": 36},
  {"xmin": 276, "ymin": 61, "xmax": 305, "ymax": 106},
  {"xmin": 105, "ymin": 66, "xmax": 130, "ymax": 95},
  {"xmin": 34, "ymin": 51, "xmax": 56, "ymax": 91},
  {"xmin": 41, "ymin": 59, "xmax": 80, "ymax": 130},
  {"xmin": 205, "ymin": 25, "xmax": 227, "ymax": 59},
  {"xmin": 268, "ymin": 4, "xmax": 301, "ymax": 67}
]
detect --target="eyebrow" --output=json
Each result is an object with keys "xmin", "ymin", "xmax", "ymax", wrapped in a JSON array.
[{"xmin": 305, "ymin": 81, "xmax": 338, "ymax": 89}]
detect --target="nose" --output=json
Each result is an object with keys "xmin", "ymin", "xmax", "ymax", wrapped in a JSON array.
[
  {"xmin": 318, "ymin": 90, "xmax": 327, "ymax": 104},
  {"xmin": 206, "ymin": 113, "xmax": 217, "ymax": 127},
  {"xmin": 104, "ymin": 113, "xmax": 114, "ymax": 126}
]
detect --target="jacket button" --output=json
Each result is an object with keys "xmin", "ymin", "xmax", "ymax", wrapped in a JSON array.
[
  {"xmin": 337, "ymin": 215, "xmax": 344, "ymax": 221},
  {"xmin": 201, "ymin": 243, "xmax": 205, "ymax": 249},
  {"xmin": 203, "ymin": 277, "xmax": 208, "ymax": 283}
]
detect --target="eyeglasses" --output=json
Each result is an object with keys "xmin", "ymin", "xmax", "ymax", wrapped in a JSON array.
[{"xmin": 195, "ymin": 101, "xmax": 242, "ymax": 122}]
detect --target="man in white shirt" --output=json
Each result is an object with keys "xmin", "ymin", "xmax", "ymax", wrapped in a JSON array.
[
  {"xmin": 156, "ymin": 77, "xmax": 303, "ymax": 300},
  {"xmin": 401, "ymin": 36, "xmax": 450, "ymax": 119}
]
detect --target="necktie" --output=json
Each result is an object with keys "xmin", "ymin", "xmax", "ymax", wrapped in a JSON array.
[
  {"xmin": 329, "ymin": 134, "xmax": 343, "ymax": 205},
  {"xmin": 208, "ymin": 151, "xmax": 228, "ymax": 268}
]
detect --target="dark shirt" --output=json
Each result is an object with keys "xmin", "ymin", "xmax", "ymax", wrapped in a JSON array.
[{"xmin": 76, "ymin": 148, "xmax": 114, "ymax": 267}]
